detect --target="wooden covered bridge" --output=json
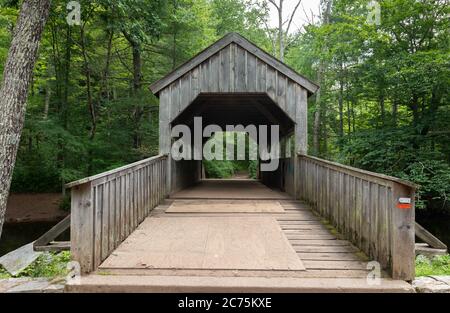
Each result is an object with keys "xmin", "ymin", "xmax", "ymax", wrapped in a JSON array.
[{"xmin": 65, "ymin": 33, "xmax": 417, "ymax": 292}]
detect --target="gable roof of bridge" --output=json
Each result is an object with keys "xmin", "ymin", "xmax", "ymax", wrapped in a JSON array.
[{"xmin": 149, "ymin": 32, "xmax": 319, "ymax": 96}]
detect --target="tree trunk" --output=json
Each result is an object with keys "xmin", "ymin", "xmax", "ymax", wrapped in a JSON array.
[
  {"xmin": 101, "ymin": 30, "xmax": 114, "ymax": 99},
  {"xmin": 410, "ymin": 94, "xmax": 419, "ymax": 127},
  {"xmin": 132, "ymin": 39, "xmax": 143, "ymax": 149},
  {"xmin": 122, "ymin": 30, "xmax": 144, "ymax": 149},
  {"xmin": 313, "ymin": 0, "xmax": 331, "ymax": 156},
  {"xmin": 44, "ymin": 84, "xmax": 51, "ymax": 119},
  {"xmin": 278, "ymin": 0, "xmax": 284, "ymax": 61},
  {"xmin": 379, "ymin": 93, "xmax": 385, "ymax": 127},
  {"xmin": 62, "ymin": 25, "xmax": 71, "ymax": 129},
  {"xmin": 312, "ymin": 69, "xmax": 322, "ymax": 155},
  {"xmin": 132, "ymin": 42, "xmax": 142, "ymax": 93},
  {"xmin": 172, "ymin": 30, "xmax": 177, "ymax": 70},
  {"xmin": 338, "ymin": 76, "xmax": 344, "ymax": 139},
  {"xmin": 346, "ymin": 98, "xmax": 351, "ymax": 134},
  {"xmin": 80, "ymin": 25, "xmax": 96, "ymax": 140},
  {"xmin": 0, "ymin": 0, "xmax": 51, "ymax": 238},
  {"xmin": 58, "ymin": 25, "xmax": 72, "ymax": 195},
  {"xmin": 392, "ymin": 98, "xmax": 398, "ymax": 127}
]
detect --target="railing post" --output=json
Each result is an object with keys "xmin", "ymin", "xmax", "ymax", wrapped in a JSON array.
[
  {"xmin": 70, "ymin": 182, "xmax": 94, "ymax": 274},
  {"xmin": 391, "ymin": 182, "xmax": 416, "ymax": 281}
]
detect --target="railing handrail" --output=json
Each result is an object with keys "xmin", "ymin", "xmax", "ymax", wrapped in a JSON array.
[
  {"xmin": 65, "ymin": 154, "xmax": 168, "ymax": 189},
  {"xmin": 298, "ymin": 153, "xmax": 418, "ymax": 189}
]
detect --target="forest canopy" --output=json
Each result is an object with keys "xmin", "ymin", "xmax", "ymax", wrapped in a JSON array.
[{"xmin": 0, "ymin": 0, "xmax": 448, "ymax": 212}]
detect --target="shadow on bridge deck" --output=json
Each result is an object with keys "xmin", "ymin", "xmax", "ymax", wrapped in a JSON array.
[{"xmin": 171, "ymin": 179, "xmax": 291, "ymax": 200}]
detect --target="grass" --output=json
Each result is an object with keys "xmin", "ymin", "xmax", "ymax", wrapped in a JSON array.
[
  {"xmin": 415, "ymin": 254, "xmax": 450, "ymax": 277},
  {"xmin": 0, "ymin": 251, "xmax": 71, "ymax": 279}
]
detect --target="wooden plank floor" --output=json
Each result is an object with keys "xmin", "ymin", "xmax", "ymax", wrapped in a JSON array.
[
  {"xmin": 122, "ymin": 198, "xmax": 376, "ymax": 279},
  {"xmin": 276, "ymin": 200, "xmax": 371, "ymax": 274},
  {"xmin": 70, "ymin": 197, "xmax": 415, "ymax": 292}
]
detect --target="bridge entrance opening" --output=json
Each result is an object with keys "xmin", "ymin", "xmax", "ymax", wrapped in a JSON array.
[{"xmin": 168, "ymin": 93, "xmax": 297, "ymax": 198}]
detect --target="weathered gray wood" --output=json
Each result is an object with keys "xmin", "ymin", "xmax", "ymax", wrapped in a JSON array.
[
  {"xmin": 235, "ymin": 46, "xmax": 246, "ymax": 92},
  {"xmin": 70, "ymin": 182, "xmax": 94, "ymax": 273},
  {"xmin": 109, "ymin": 179, "xmax": 116, "ymax": 254},
  {"xmin": 298, "ymin": 154, "xmax": 417, "ymax": 188},
  {"xmin": 68, "ymin": 155, "xmax": 168, "ymax": 274},
  {"xmin": 294, "ymin": 245, "xmax": 359, "ymax": 253},
  {"xmin": 295, "ymin": 86, "xmax": 308, "ymax": 155},
  {"xmin": 256, "ymin": 58, "xmax": 266, "ymax": 92},
  {"xmin": 34, "ymin": 241, "xmax": 70, "ymax": 252},
  {"xmin": 361, "ymin": 179, "xmax": 370, "ymax": 255},
  {"xmin": 247, "ymin": 53, "xmax": 256, "ymax": 91},
  {"xmin": 277, "ymin": 75, "xmax": 286, "ymax": 112},
  {"xmin": 170, "ymin": 82, "xmax": 180, "ymax": 121},
  {"xmin": 378, "ymin": 185, "xmax": 389, "ymax": 268},
  {"xmin": 369, "ymin": 182, "xmax": 378, "ymax": 260},
  {"xmin": 209, "ymin": 54, "xmax": 220, "ymax": 92},
  {"xmin": 101, "ymin": 181, "xmax": 109, "ymax": 261},
  {"xmin": 297, "ymin": 154, "xmax": 416, "ymax": 282},
  {"xmin": 190, "ymin": 67, "xmax": 200, "ymax": 102},
  {"xmin": 298, "ymin": 252, "xmax": 361, "ymax": 261},
  {"xmin": 415, "ymin": 243, "xmax": 447, "ymax": 257},
  {"xmin": 266, "ymin": 66, "xmax": 276, "ymax": 100},
  {"xmin": 34, "ymin": 215, "xmax": 70, "ymax": 252},
  {"xmin": 66, "ymin": 156, "xmax": 168, "ymax": 188},
  {"xmin": 303, "ymin": 260, "xmax": 368, "ymax": 270},
  {"xmin": 149, "ymin": 33, "xmax": 319, "ymax": 95},
  {"xmin": 180, "ymin": 74, "xmax": 191, "ymax": 113},
  {"xmin": 93, "ymin": 185, "xmax": 102, "ymax": 268},
  {"xmin": 391, "ymin": 182, "xmax": 415, "ymax": 281},
  {"xmin": 219, "ymin": 47, "xmax": 230, "ymax": 92}
]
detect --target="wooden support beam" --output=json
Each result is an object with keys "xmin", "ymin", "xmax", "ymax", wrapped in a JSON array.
[
  {"xmin": 34, "ymin": 214, "xmax": 70, "ymax": 253},
  {"xmin": 415, "ymin": 222, "xmax": 447, "ymax": 250},
  {"xmin": 391, "ymin": 182, "xmax": 416, "ymax": 281}
]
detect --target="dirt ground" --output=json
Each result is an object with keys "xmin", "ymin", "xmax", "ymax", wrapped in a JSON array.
[{"xmin": 5, "ymin": 194, "xmax": 68, "ymax": 224}]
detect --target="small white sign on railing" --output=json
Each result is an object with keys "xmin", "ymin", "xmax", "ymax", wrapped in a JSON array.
[{"xmin": 399, "ymin": 198, "xmax": 411, "ymax": 204}]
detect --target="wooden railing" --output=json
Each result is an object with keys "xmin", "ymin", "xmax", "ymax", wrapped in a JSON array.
[
  {"xmin": 297, "ymin": 154, "xmax": 416, "ymax": 281},
  {"xmin": 66, "ymin": 155, "xmax": 168, "ymax": 273}
]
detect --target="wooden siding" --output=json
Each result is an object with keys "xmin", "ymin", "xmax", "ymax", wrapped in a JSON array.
[
  {"xmin": 150, "ymin": 33, "xmax": 319, "ymax": 95},
  {"xmin": 160, "ymin": 43, "xmax": 307, "ymax": 126}
]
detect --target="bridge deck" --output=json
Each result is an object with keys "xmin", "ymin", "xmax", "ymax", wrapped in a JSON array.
[{"xmin": 67, "ymin": 180, "xmax": 413, "ymax": 292}]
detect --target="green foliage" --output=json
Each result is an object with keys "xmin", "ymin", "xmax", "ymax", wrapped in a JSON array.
[
  {"xmin": 204, "ymin": 160, "xmax": 236, "ymax": 179},
  {"xmin": 248, "ymin": 160, "xmax": 258, "ymax": 179},
  {"xmin": 59, "ymin": 194, "xmax": 71, "ymax": 211},
  {"xmin": 0, "ymin": 251, "xmax": 71, "ymax": 279},
  {"xmin": 0, "ymin": 265, "xmax": 9, "ymax": 279},
  {"xmin": 203, "ymin": 132, "xmax": 259, "ymax": 179},
  {"xmin": 20, "ymin": 251, "xmax": 71, "ymax": 278},
  {"xmin": 340, "ymin": 127, "xmax": 450, "ymax": 210},
  {"xmin": 204, "ymin": 160, "xmax": 258, "ymax": 179},
  {"xmin": 416, "ymin": 254, "xmax": 450, "ymax": 277}
]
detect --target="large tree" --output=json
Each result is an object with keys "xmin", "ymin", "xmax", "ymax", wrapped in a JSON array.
[{"xmin": 0, "ymin": 0, "xmax": 51, "ymax": 238}]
